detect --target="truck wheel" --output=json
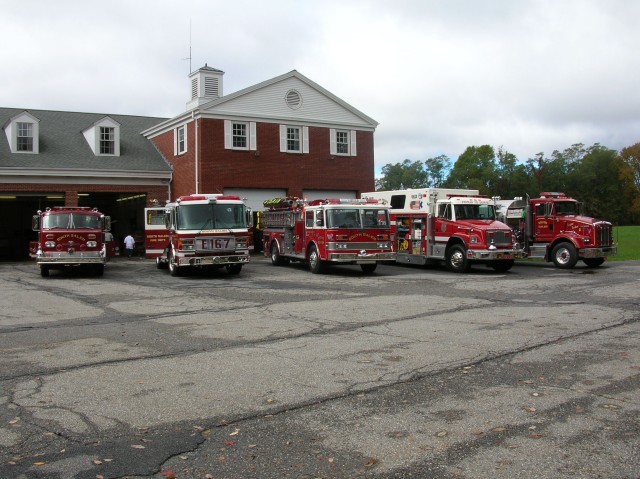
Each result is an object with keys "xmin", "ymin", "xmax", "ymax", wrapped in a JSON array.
[
  {"xmin": 168, "ymin": 253, "xmax": 181, "ymax": 277},
  {"xmin": 226, "ymin": 264, "xmax": 242, "ymax": 275},
  {"xmin": 361, "ymin": 263, "xmax": 377, "ymax": 274},
  {"xmin": 270, "ymin": 241, "xmax": 284, "ymax": 266},
  {"xmin": 94, "ymin": 264, "xmax": 105, "ymax": 276},
  {"xmin": 446, "ymin": 245, "xmax": 470, "ymax": 273},
  {"xmin": 156, "ymin": 256, "xmax": 168, "ymax": 269},
  {"xmin": 551, "ymin": 242, "xmax": 578, "ymax": 269},
  {"xmin": 491, "ymin": 259, "xmax": 514, "ymax": 272},
  {"xmin": 40, "ymin": 265, "xmax": 50, "ymax": 277},
  {"xmin": 583, "ymin": 258, "xmax": 605, "ymax": 268},
  {"xmin": 308, "ymin": 245, "xmax": 324, "ymax": 274}
]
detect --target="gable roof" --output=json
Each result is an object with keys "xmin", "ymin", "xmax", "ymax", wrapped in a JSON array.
[
  {"xmin": 0, "ymin": 108, "xmax": 172, "ymax": 173},
  {"xmin": 143, "ymin": 70, "xmax": 378, "ymax": 138}
]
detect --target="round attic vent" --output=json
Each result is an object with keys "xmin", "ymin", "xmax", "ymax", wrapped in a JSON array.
[{"xmin": 285, "ymin": 89, "xmax": 302, "ymax": 110}]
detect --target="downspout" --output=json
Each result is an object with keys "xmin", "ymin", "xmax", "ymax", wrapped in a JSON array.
[{"xmin": 193, "ymin": 111, "xmax": 199, "ymax": 194}]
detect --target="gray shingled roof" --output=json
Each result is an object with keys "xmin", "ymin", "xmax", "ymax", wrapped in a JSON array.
[{"xmin": 0, "ymin": 108, "xmax": 172, "ymax": 172}]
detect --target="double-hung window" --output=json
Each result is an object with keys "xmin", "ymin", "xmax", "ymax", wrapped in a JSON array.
[
  {"xmin": 233, "ymin": 123, "xmax": 247, "ymax": 148},
  {"xmin": 17, "ymin": 122, "xmax": 34, "ymax": 152},
  {"xmin": 224, "ymin": 120, "xmax": 256, "ymax": 151},
  {"xmin": 279, "ymin": 125, "xmax": 309, "ymax": 153},
  {"xmin": 100, "ymin": 127, "xmax": 115, "ymax": 155},
  {"xmin": 330, "ymin": 129, "xmax": 357, "ymax": 157},
  {"xmin": 176, "ymin": 125, "xmax": 187, "ymax": 155}
]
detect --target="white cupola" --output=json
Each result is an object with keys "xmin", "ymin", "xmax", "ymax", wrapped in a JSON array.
[{"xmin": 186, "ymin": 64, "xmax": 224, "ymax": 110}]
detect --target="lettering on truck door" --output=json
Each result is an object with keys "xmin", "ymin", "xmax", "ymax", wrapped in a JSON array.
[{"xmin": 533, "ymin": 203, "xmax": 554, "ymax": 242}]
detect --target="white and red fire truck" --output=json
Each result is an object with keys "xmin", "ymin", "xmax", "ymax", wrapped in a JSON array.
[
  {"xmin": 361, "ymin": 188, "xmax": 522, "ymax": 273},
  {"xmin": 145, "ymin": 194, "xmax": 252, "ymax": 276},
  {"xmin": 261, "ymin": 197, "xmax": 395, "ymax": 274},
  {"xmin": 495, "ymin": 192, "xmax": 617, "ymax": 268},
  {"xmin": 32, "ymin": 206, "xmax": 111, "ymax": 277}
]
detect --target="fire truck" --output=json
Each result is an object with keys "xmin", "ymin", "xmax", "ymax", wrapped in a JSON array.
[
  {"xmin": 495, "ymin": 192, "xmax": 617, "ymax": 268},
  {"xmin": 32, "ymin": 206, "xmax": 111, "ymax": 277},
  {"xmin": 145, "ymin": 194, "xmax": 251, "ymax": 276},
  {"xmin": 361, "ymin": 188, "xmax": 522, "ymax": 273},
  {"xmin": 261, "ymin": 197, "xmax": 395, "ymax": 274}
]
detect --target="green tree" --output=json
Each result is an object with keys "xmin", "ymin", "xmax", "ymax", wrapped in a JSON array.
[
  {"xmin": 444, "ymin": 145, "xmax": 497, "ymax": 194},
  {"xmin": 620, "ymin": 142, "xmax": 640, "ymax": 222},
  {"xmin": 424, "ymin": 154, "xmax": 451, "ymax": 187},
  {"xmin": 375, "ymin": 159, "xmax": 428, "ymax": 191}
]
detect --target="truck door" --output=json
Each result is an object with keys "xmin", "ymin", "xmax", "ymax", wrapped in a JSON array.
[{"xmin": 533, "ymin": 203, "xmax": 555, "ymax": 242}]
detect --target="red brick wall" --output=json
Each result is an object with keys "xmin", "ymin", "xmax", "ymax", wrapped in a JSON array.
[{"xmin": 153, "ymin": 118, "xmax": 375, "ymax": 198}]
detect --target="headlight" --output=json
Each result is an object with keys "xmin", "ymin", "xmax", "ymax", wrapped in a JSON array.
[
  {"xmin": 178, "ymin": 239, "xmax": 195, "ymax": 250},
  {"xmin": 86, "ymin": 241, "xmax": 97, "ymax": 248},
  {"xmin": 470, "ymin": 236, "xmax": 478, "ymax": 244},
  {"xmin": 377, "ymin": 242, "xmax": 391, "ymax": 249},
  {"xmin": 45, "ymin": 241, "xmax": 56, "ymax": 248}
]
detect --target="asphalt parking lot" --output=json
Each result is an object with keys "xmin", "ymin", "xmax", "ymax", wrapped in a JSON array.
[{"xmin": 0, "ymin": 256, "xmax": 638, "ymax": 479}]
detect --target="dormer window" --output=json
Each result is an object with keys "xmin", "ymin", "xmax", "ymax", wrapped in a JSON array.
[
  {"xmin": 100, "ymin": 127, "xmax": 115, "ymax": 154},
  {"xmin": 17, "ymin": 122, "xmax": 34, "ymax": 151},
  {"xmin": 3, "ymin": 111, "xmax": 40, "ymax": 154},
  {"xmin": 82, "ymin": 116, "xmax": 120, "ymax": 156}
]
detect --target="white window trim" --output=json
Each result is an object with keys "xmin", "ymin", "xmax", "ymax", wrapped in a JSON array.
[
  {"xmin": 330, "ymin": 129, "xmax": 357, "ymax": 157},
  {"xmin": 3, "ymin": 112, "xmax": 40, "ymax": 154},
  {"xmin": 82, "ymin": 116, "xmax": 120, "ymax": 156},
  {"xmin": 280, "ymin": 124, "xmax": 309, "ymax": 154},
  {"xmin": 174, "ymin": 124, "xmax": 188, "ymax": 155},
  {"xmin": 224, "ymin": 120, "xmax": 256, "ymax": 151}
]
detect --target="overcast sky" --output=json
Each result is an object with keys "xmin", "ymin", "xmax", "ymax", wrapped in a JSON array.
[{"xmin": 2, "ymin": 0, "xmax": 639, "ymax": 174}]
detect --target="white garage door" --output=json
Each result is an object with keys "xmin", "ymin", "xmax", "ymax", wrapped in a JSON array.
[
  {"xmin": 224, "ymin": 188, "xmax": 287, "ymax": 212},
  {"xmin": 303, "ymin": 190, "xmax": 357, "ymax": 201}
]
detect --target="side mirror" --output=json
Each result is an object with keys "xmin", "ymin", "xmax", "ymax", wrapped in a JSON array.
[
  {"xmin": 544, "ymin": 203, "xmax": 553, "ymax": 217},
  {"xmin": 32, "ymin": 215, "xmax": 40, "ymax": 231}
]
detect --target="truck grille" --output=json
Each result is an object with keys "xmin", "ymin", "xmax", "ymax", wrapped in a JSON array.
[
  {"xmin": 488, "ymin": 230, "xmax": 511, "ymax": 247},
  {"xmin": 596, "ymin": 224, "xmax": 613, "ymax": 246}
]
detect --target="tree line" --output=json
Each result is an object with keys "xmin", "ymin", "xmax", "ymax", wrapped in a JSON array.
[{"xmin": 375, "ymin": 142, "xmax": 640, "ymax": 225}]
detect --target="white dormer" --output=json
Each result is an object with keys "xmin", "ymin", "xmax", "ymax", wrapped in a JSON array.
[
  {"xmin": 186, "ymin": 64, "xmax": 224, "ymax": 110},
  {"xmin": 82, "ymin": 116, "xmax": 120, "ymax": 156},
  {"xmin": 3, "ymin": 111, "xmax": 40, "ymax": 154}
]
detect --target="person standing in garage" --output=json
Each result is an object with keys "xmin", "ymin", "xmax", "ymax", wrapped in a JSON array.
[{"xmin": 123, "ymin": 233, "xmax": 135, "ymax": 259}]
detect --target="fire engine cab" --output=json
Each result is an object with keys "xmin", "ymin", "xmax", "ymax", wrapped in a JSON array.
[
  {"xmin": 261, "ymin": 197, "xmax": 395, "ymax": 274},
  {"xmin": 32, "ymin": 206, "xmax": 111, "ymax": 277},
  {"xmin": 145, "ymin": 194, "xmax": 251, "ymax": 276},
  {"xmin": 495, "ymin": 192, "xmax": 617, "ymax": 268},
  {"xmin": 362, "ymin": 188, "xmax": 523, "ymax": 273}
]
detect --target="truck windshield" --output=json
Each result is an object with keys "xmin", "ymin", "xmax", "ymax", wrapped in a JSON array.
[
  {"xmin": 453, "ymin": 204, "xmax": 496, "ymax": 220},
  {"xmin": 326, "ymin": 208, "xmax": 390, "ymax": 229},
  {"xmin": 177, "ymin": 204, "xmax": 247, "ymax": 230},
  {"xmin": 555, "ymin": 201, "xmax": 578, "ymax": 215},
  {"xmin": 42, "ymin": 214, "xmax": 100, "ymax": 229}
]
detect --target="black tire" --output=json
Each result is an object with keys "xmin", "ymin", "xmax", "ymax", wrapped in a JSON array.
[
  {"xmin": 226, "ymin": 264, "xmax": 243, "ymax": 275},
  {"xmin": 40, "ymin": 265, "xmax": 50, "ymax": 277},
  {"xmin": 491, "ymin": 259, "xmax": 514, "ymax": 272},
  {"xmin": 270, "ymin": 241, "xmax": 284, "ymax": 266},
  {"xmin": 361, "ymin": 263, "xmax": 377, "ymax": 274},
  {"xmin": 156, "ymin": 256, "xmax": 167, "ymax": 269},
  {"xmin": 551, "ymin": 242, "xmax": 578, "ymax": 269},
  {"xmin": 308, "ymin": 245, "xmax": 324, "ymax": 274},
  {"xmin": 446, "ymin": 244, "xmax": 470, "ymax": 273},
  {"xmin": 94, "ymin": 264, "xmax": 105, "ymax": 276},
  {"xmin": 583, "ymin": 257, "xmax": 605, "ymax": 268}
]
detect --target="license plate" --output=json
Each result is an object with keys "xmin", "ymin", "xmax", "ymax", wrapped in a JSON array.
[{"xmin": 197, "ymin": 237, "xmax": 235, "ymax": 251}]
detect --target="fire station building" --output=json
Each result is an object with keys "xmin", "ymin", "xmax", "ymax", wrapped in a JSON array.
[{"xmin": 0, "ymin": 66, "xmax": 378, "ymax": 259}]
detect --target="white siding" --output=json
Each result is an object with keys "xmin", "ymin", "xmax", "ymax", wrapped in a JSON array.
[{"xmin": 204, "ymin": 77, "xmax": 369, "ymax": 127}]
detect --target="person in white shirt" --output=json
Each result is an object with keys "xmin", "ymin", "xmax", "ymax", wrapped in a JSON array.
[{"xmin": 123, "ymin": 234, "xmax": 135, "ymax": 258}]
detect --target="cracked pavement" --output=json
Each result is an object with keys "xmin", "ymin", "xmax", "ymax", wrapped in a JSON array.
[{"xmin": 0, "ymin": 257, "xmax": 638, "ymax": 478}]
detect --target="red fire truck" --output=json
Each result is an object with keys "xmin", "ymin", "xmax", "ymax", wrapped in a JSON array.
[
  {"xmin": 145, "ymin": 194, "xmax": 252, "ymax": 276},
  {"xmin": 261, "ymin": 197, "xmax": 395, "ymax": 274},
  {"xmin": 361, "ymin": 188, "xmax": 522, "ymax": 273},
  {"xmin": 32, "ymin": 206, "xmax": 111, "ymax": 277},
  {"xmin": 495, "ymin": 192, "xmax": 617, "ymax": 268}
]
